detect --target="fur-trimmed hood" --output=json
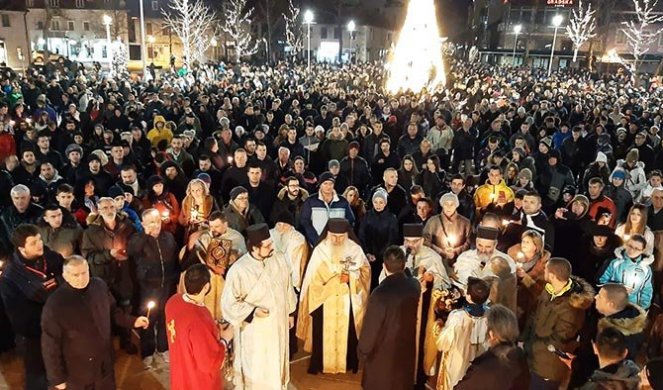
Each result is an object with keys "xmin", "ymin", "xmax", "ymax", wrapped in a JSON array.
[
  {"xmin": 614, "ymin": 246, "xmax": 655, "ymax": 267},
  {"xmin": 598, "ymin": 304, "xmax": 647, "ymax": 336},
  {"xmin": 277, "ymin": 185, "xmax": 309, "ymax": 201},
  {"xmin": 86, "ymin": 210, "xmax": 129, "ymax": 226},
  {"xmin": 566, "ymin": 276, "xmax": 596, "ymax": 310}
]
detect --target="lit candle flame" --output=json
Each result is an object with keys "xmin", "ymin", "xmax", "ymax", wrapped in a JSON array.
[
  {"xmin": 447, "ymin": 234, "xmax": 457, "ymax": 247},
  {"xmin": 502, "ymin": 219, "xmax": 510, "ymax": 227},
  {"xmin": 517, "ymin": 251, "xmax": 525, "ymax": 260},
  {"xmin": 146, "ymin": 300, "xmax": 156, "ymax": 317}
]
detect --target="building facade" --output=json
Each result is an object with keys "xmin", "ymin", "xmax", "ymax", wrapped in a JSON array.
[{"xmin": 0, "ymin": 2, "xmax": 30, "ymax": 69}]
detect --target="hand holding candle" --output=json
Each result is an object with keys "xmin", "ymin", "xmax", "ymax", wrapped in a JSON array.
[{"xmin": 146, "ymin": 301, "xmax": 156, "ymax": 318}]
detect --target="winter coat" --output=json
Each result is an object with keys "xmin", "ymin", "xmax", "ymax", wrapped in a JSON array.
[
  {"xmin": 0, "ymin": 249, "xmax": 63, "ymax": 339},
  {"xmin": 616, "ymin": 160, "xmax": 647, "ymax": 200},
  {"xmin": 37, "ymin": 223, "xmax": 84, "ymax": 258},
  {"xmin": 41, "ymin": 278, "xmax": 136, "ymax": 389},
  {"xmin": 368, "ymin": 184, "xmax": 408, "ymax": 219},
  {"xmin": 222, "ymin": 202, "xmax": 265, "ymax": 237},
  {"xmin": 523, "ymin": 276, "xmax": 594, "ymax": 382},
  {"xmin": 536, "ymin": 163, "xmax": 575, "ymax": 205},
  {"xmin": 452, "ymin": 129, "xmax": 476, "ymax": 162},
  {"xmin": 127, "ymin": 231, "xmax": 179, "ymax": 291},
  {"xmin": 269, "ymin": 186, "xmax": 309, "ymax": 228},
  {"xmin": 455, "ymin": 342, "xmax": 530, "ymax": 390},
  {"xmin": 0, "ymin": 203, "xmax": 44, "ymax": 257},
  {"xmin": 508, "ymin": 245, "xmax": 551, "ymax": 331},
  {"xmin": 573, "ymin": 234, "xmax": 622, "ymax": 284},
  {"xmin": 80, "ymin": 213, "xmax": 136, "ymax": 303},
  {"xmin": 357, "ymin": 272, "xmax": 420, "ymax": 390},
  {"xmin": 358, "ymin": 209, "xmax": 399, "ymax": 258},
  {"xmin": 423, "ymin": 212, "xmax": 472, "ymax": 259},
  {"xmin": 339, "ymin": 156, "xmax": 371, "ymax": 193},
  {"xmin": 604, "ymin": 182, "xmax": 633, "ymax": 224},
  {"xmin": 474, "ymin": 179, "xmax": 515, "ymax": 210},
  {"xmin": 599, "ymin": 247, "xmax": 654, "ymax": 309},
  {"xmin": 579, "ymin": 360, "xmax": 641, "ymax": 390},
  {"xmin": 299, "ymin": 191, "xmax": 355, "ymax": 245}
]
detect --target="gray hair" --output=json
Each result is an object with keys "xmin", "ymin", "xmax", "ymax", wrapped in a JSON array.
[
  {"xmin": 63, "ymin": 255, "xmax": 88, "ymax": 268},
  {"xmin": 141, "ymin": 208, "xmax": 160, "ymax": 220},
  {"xmin": 439, "ymin": 192, "xmax": 459, "ymax": 208},
  {"xmin": 10, "ymin": 184, "xmax": 30, "ymax": 197},
  {"xmin": 486, "ymin": 304, "xmax": 519, "ymax": 343}
]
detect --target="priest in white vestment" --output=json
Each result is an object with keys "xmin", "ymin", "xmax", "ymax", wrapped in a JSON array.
[
  {"xmin": 221, "ymin": 223, "xmax": 297, "ymax": 390},
  {"xmin": 454, "ymin": 226, "xmax": 516, "ymax": 286},
  {"xmin": 270, "ymin": 211, "xmax": 309, "ymax": 290},
  {"xmin": 297, "ymin": 218, "xmax": 371, "ymax": 374}
]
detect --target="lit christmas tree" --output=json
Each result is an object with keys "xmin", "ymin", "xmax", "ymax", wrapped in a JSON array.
[{"xmin": 111, "ymin": 38, "xmax": 129, "ymax": 77}]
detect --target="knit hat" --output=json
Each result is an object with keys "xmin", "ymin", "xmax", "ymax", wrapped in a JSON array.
[
  {"xmin": 349, "ymin": 141, "xmax": 360, "ymax": 150},
  {"xmin": 626, "ymin": 148, "xmax": 639, "ymax": 164},
  {"xmin": 539, "ymin": 136, "xmax": 552, "ymax": 149},
  {"xmin": 65, "ymin": 144, "xmax": 83, "ymax": 156},
  {"xmin": 90, "ymin": 150, "xmax": 108, "ymax": 166},
  {"xmin": 147, "ymin": 175, "xmax": 165, "ymax": 188},
  {"xmin": 611, "ymin": 168, "xmax": 626, "ymax": 181},
  {"xmin": 118, "ymin": 183, "xmax": 134, "ymax": 196},
  {"xmin": 230, "ymin": 186, "xmax": 248, "ymax": 201},
  {"xmin": 518, "ymin": 168, "xmax": 532, "ymax": 181},
  {"xmin": 108, "ymin": 185, "xmax": 125, "ymax": 199},
  {"xmin": 328, "ymin": 159, "xmax": 340, "ymax": 170},
  {"xmin": 87, "ymin": 153, "xmax": 101, "ymax": 163},
  {"xmin": 571, "ymin": 194, "xmax": 590, "ymax": 212},
  {"xmin": 548, "ymin": 149, "xmax": 561, "ymax": 161},
  {"xmin": 439, "ymin": 192, "xmax": 459, "ymax": 208},
  {"xmin": 596, "ymin": 152, "xmax": 608, "ymax": 164},
  {"xmin": 318, "ymin": 171, "xmax": 335, "ymax": 185},
  {"xmin": 197, "ymin": 172, "xmax": 211, "ymax": 185},
  {"xmin": 372, "ymin": 188, "xmax": 388, "ymax": 203}
]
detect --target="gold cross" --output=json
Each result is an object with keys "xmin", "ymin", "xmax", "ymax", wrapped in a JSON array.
[{"xmin": 167, "ymin": 319, "xmax": 176, "ymax": 343}]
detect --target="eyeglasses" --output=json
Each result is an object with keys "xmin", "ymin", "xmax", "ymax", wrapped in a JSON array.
[{"xmin": 235, "ymin": 196, "xmax": 249, "ymax": 201}]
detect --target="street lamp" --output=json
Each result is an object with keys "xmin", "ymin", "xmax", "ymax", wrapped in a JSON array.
[
  {"xmin": 304, "ymin": 10, "xmax": 314, "ymax": 70},
  {"xmin": 347, "ymin": 20, "xmax": 356, "ymax": 63},
  {"xmin": 102, "ymin": 15, "xmax": 113, "ymax": 73},
  {"xmin": 548, "ymin": 14, "xmax": 563, "ymax": 77},
  {"xmin": 512, "ymin": 24, "xmax": 522, "ymax": 66}
]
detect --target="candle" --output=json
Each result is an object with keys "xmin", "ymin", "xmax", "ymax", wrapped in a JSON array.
[
  {"xmin": 447, "ymin": 234, "xmax": 457, "ymax": 248},
  {"xmin": 489, "ymin": 193, "xmax": 496, "ymax": 203},
  {"xmin": 162, "ymin": 209, "xmax": 170, "ymax": 220},
  {"xmin": 25, "ymin": 118, "xmax": 31, "ymax": 124},
  {"xmin": 146, "ymin": 301, "xmax": 156, "ymax": 318},
  {"xmin": 502, "ymin": 219, "xmax": 510, "ymax": 227},
  {"xmin": 227, "ymin": 156, "xmax": 234, "ymax": 164},
  {"xmin": 8, "ymin": 120, "xmax": 15, "ymax": 127},
  {"xmin": 517, "ymin": 251, "xmax": 525, "ymax": 260}
]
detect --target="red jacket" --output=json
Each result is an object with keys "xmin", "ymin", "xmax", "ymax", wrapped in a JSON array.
[
  {"xmin": 0, "ymin": 132, "xmax": 16, "ymax": 162},
  {"xmin": 587, "ymin": 195, "xmax": 618, "ymax": 228}
]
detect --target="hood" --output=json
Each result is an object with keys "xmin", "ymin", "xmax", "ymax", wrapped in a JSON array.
[
  {"xmin": 39, "ymin": 170, "xmax": 63, "ymax": 184},
  {"xmin": 277, "ymin": 185, "xmax": 309, "ymax": 201},
  {"xmin": 616, "ymin": 159, "xmax": 646, "ymax": 171},
  {"xmin": 588, "ymin": 360, "xmax": 640, "ymax": 387},
  {"xmin": 599, "ymin": 304, "xmax": 647, "ymax": 336},
  {"xmin": 566, "ymin": 276, "xmax": 595, "ymax": 310},
  {"xmin": 86, "ymin": 211, "xmax": 128, "ymax": 227},
  {"xmin": 153, "ymin": 115, "xmax": 166, "ymax": 127},
  {"xmin": 614, "ymin": 246, "xmax": 655, "ymax": 267}
]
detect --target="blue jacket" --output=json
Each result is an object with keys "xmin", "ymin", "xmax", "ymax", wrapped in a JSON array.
[
  {"xmin": 299, "ymin": 192, "xmax": 354, "ymax": 245},
  {"xmin": 599, "ymin": 247, "xmax": 654, "ymax": 309}
]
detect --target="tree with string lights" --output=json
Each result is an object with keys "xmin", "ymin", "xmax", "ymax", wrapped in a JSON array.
[
  {"xmin": 621, "ymin": 0, "xmax": 663, "ymax": 73},
  {"xmin": 222, "ymin": 0, "xmax": 261, "ymax": 63},
  {"xmin": 283, "ymin": 0, "xmax": 304, "ymax": 60},
  {"xmin": 162, "ymin": 0, "xmax": 218, "ymax": 70},
  {"xmin": 565, "ymin": 0, "xmax": 597, "ymax": 63}
]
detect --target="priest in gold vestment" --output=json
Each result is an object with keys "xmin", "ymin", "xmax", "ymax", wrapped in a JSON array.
[{"xmin": 297, "ymin": 218, "xmax": 371, "ymax": 374}]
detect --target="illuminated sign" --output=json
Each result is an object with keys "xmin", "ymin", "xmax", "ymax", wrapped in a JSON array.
[{"xmin": 547, "ymin": 0, "xmax": 574, "ymax": 6}]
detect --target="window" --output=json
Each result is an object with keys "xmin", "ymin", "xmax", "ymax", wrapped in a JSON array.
[
  {"xmin": 26, "ymin": 0, "xmax": 34, "ymax": 6},
  {"xmin": 48, "ymin": 0, "xmax": 60, "ymax": 7},
  {"xmin": 333, "ymin": 27, "xmax": 340, "ymax": 39},
  {"xmin": 320, "ymin": 26, "xmax": 327, "ymax": 39},
  {"xmin": 83, "ymin": 21, "xmax": 90, "ymax": 31},
  {"xmin": 37, "ymin": 21, "xmax": 43, "ymax": 29},
  {"xmin": 151, "ymin": 0, "xmax": 159, "ymax": 11},
  {"xmin": 67, "ymin": 20, "xmax": 74, "ymax": 31},
  {"xmin": 75, "ymin": 0, "xmax": 84, "ymax": 8},
  {"xmin": 51, "ymin": 20, "xmax": 60, "ymax": 30},
  {"xmin": 146, "ymin": 22, "xmax": 153, "ymax": 35},
  {"xmin": 1, "ymin": 15, "xmax": 9, "ymax": 28}
]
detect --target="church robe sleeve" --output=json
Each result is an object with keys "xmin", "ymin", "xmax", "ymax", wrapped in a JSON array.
[
  {"xmin": 357, "ymin": 292, "xmax": 386, "ymax": 360},
  {"xmin": 436, "ymin": 311, "xmax": 461, "ymax": 352},
  {"xmin": 188, "ymin": 321, "xmax": 226, "ymax": 375},
  {"xmin": 221, "ymin": 268, "xmax": 260, "ymax": 325},
  {"xmin": 41, "ymin": 303, "xmax": 67, "ymax": 387}
]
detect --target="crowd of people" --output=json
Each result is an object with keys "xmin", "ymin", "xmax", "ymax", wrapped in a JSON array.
[{"xmin": 3, "ymin": 54, "xmax": 663, "ymax": 390}]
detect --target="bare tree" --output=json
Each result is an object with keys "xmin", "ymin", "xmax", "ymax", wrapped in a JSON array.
[
  {"xmin": 162, "ymin": 0, "xmax": 218, "ymax": 69},
  {"xmin": 283, "ymin": 0, "xmax": 304, "ymax": 60},
  {"xmin": 222, "ymin": 0, "xmax": 260, "ymax": 63},
  {"xmin": 566, "ymin": 0, "xmax": 597, "ymax": 63},
  {"xmin": 621, "ymin": 0, "xmax": 663, "ymax": 73}
]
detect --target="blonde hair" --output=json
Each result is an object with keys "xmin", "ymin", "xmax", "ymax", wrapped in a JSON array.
[
  {"xmin": 185, "ymin": 178, "xmax": 209, "ymax": 197},
  {"xmin": 521, "ymin": 229, "xmax": 544, "ymax": 258}
]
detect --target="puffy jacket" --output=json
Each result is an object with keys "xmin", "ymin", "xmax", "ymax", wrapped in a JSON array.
[
  {"xmin": 128, "ymin": 231, "xmax": 179, "ymax": 290},
  {"xmin": 599, "ymin": 247, "xmax": 654, "ymax": 309},
  {"xmin": 579, "ymin": 360, "xmax": 640, "ymax": 390},
  {"xmin": 616, "ymin": 160, "xmax": 647, "ymax": 200},
  {"xmin": 299, "ymin": 192, "xmax": 355, "ymax": 245},
  {"xmin": 474, "ymin": 179, "xmax": 515, "ymax": 210}
]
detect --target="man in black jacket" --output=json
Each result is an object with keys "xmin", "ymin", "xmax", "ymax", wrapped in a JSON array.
[
  {"xmin": 0, "ymin": 224, "xmax": 63, "ymax": 390},
  {"xmin": 358, "ymin": 245, "xmax": 420, "ymax": 390},
  {"xmin": 0, "ymin": 184, "xmax": 44, "ymax": 259},
  {"xmin": 41, "ymin": 256, "xmax": 149, "ymax": 390},
  {"xmin": 127, "ymin": 209, "xmax": 179, "ymax": 369}
]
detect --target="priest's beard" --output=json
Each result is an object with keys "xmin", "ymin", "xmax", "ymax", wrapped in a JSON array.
[{"xmin": 331, "ymin": 243, "xmax": 345, "ymax": 263}]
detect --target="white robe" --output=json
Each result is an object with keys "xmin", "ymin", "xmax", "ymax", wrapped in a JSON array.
[
  {"xmin": 270, "ymin": 227, "xmax": 308, "ymax": 289},
  {"xmin": 221, "ymin": 252, "xmax": 297, "ymax": 390},
  {"xmin": 378, "ymin": 245, "xmax": 450, "ymax": 290},
  {"xmin": 453, "ymin": 249, "xmax": 515, "ymax": 287}
]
